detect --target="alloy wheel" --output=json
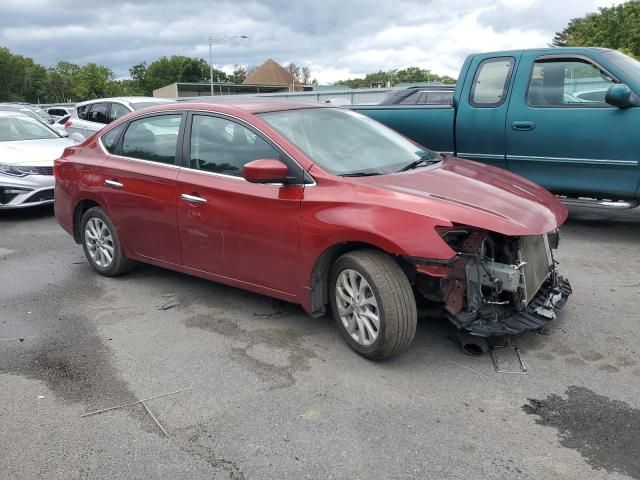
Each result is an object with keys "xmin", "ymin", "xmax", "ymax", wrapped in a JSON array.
[
  {"xmin": 335, "ymin": 269, "xmax": 380, "ymax": 346},
  {"xmin": 85, "ymin": 217, "xmax": 115, "ymax": 268}
]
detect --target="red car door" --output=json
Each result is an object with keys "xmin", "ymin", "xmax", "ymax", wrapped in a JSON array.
[
  {"xmin": 176, "ymin": 113, "xmax": 304, "ymax": 296},
  {"xmin": 100, "ymin": 113, "xmax": 184, "ymax": 265}
]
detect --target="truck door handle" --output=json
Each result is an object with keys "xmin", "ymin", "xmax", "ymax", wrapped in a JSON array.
[
  {"xmin": 104, "ymin": 179, "xmax": 124, "ymax": 188},
  {"xmin": 511, "ymin": 121, "xmax": 536, "ymax": 131},
  {"xmin": 180, "ymin": 193, "xmax": 207, "ymax": 204}
]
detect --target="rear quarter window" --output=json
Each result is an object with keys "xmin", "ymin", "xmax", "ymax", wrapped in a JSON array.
[
  {"xmin": 470, "ymin": 57, "xmax": 515, "ymax": 107},
  {"xmin": 101, "ymin": 123, "xmax": 126, "ymax": 154}
]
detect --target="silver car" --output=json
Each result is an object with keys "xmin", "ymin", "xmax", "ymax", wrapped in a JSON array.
[
  {"xmin": 46, "ymin": 105, "xmax": 74, "ymax": 121},
  {"xmin": 0, "ymin": 112, "xmax": 75, "ymax": 209},
  {"xmin": 0, "ymin": 103, "xmax": 55, "ymax": 125},
  {"xmin": 66, "ymin": 97, "xmax": 174, "ymax": 142}
]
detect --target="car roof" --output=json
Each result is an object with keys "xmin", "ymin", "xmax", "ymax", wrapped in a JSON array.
[
  {"xmin": 170, "ymin": 97, "xmax": 331, "ymax": 114},
  {"xmin": 0, "ymin": 110, "xmax": 31, "ymax": 118},
  {"xmin": 75, "ymin": 96, "xmax": 174, "ymax": 106}
]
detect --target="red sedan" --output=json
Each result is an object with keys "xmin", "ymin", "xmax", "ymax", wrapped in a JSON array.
[{"xmin": 54, "ymin": 99, "xmax": 571, "ymax": 359}]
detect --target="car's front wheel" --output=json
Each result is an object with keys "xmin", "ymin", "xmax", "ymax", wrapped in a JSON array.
[
  {"xmin": 329, "ymin": 249, "xmax": 417, "ymax": 359},
  {"xmin": 80, "ymin": 206, "xmax": 133, "ymax": 276}
]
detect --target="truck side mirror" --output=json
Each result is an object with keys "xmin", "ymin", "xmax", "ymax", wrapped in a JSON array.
[{"xmin": 605, "ymin": 84, "xmax": 633, "ymax": 109}]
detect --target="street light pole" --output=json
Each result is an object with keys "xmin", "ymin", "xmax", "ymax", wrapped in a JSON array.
[
  {"xmin": 209, "ymin": 37, "xmax": 214, "ymax": 96},
  {"xmin": 207, "ymin": 35, "xmax": 248, "ymax": 97}
]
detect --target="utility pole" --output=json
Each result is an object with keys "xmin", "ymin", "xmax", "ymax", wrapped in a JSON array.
[{"xmin": 208, "ymin": 35, "xmax": 248, "ymax": 97}]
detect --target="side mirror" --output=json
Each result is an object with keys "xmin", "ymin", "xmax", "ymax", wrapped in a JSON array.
[
  {"xmin": 605, "ymin": 84, "xmax": 633, "ymax": 109},
  {"xmin": 243, "ymin": 158, "xmax": 289, "ymax": 184}
]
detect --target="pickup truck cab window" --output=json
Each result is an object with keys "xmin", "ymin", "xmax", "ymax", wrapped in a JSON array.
[
  {"xmin": 470, "ymin": 57, "xmax": 515, "ymax": 107},
  {"xmin": 121, "ymin": 114, "xmax": 182, "ymax": 165},
  {"xmin": 527, "ymin": 58, "xmax": 615, "ymax": 107}
]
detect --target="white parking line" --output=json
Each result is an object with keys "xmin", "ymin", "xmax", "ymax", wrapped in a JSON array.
[{"xmin": 0, "ymin": 247, "xmax": 15, "ymax": 256}]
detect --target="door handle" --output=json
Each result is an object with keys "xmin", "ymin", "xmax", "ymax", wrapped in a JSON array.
[
  {"xmin": 104, "ymin": 179, "xmax": 124, "ymax": 188},
  {"xmin": 511, "ymin": 121, "xmax": 536, "ymax": 131},
  {"xmin": 180, "ymin": 193, "xmax": 207, "ymax": 204}
]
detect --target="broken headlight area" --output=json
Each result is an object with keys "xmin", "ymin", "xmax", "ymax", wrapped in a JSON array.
[{"xmin": 416, "ymin": 227, "xmax": 571, "ymax": 336}]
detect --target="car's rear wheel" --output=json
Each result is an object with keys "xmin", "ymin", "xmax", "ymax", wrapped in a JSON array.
[
  {"xmin": 80, "ymin": 207, "xmax": 133, "ymax": 276},
  {"xmin": 329, "ymin": 249, "xmax": 417, "ymax": 359}
]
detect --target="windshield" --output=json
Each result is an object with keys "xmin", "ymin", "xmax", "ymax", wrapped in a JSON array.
[
  {"xmin": 0, "ymin": 116, "xmax": 59, "ymax": 141},
  {"xmin": 259, "ymin": 108, "xmax": 441, "ymax": 175},
  {"xmin": 602, "ymin": 50, "xmax": 640, "ymax": 81},
  {"xmin": 131, "ymin": 100, "xmax": 175, "ymax": 110},
  {"xmin": 30, "ymin": 107, "xmax": 51, "ymax": 120}
]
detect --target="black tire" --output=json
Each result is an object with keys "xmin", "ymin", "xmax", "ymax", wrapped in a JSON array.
[
  {"xmin": 80, "ymin": 206, "xmax": 133, "ymax": 276},
  {"xmin": 329, "ymin": 249, "xmax": 417, "ymax": 359}
]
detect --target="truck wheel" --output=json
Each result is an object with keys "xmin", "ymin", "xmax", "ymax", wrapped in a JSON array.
[
  {"xmin": 329, "ymin": 249, "xmax": 417, "ymax": 359},
  {"xmin": 80, "ymin": 207, "xmax": 133, "ymax": 276}
]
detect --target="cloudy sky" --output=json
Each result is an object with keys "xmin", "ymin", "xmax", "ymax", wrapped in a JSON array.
[{"xmin": 0, "ymin": 0, "xmax": 617, "ymax": 84}]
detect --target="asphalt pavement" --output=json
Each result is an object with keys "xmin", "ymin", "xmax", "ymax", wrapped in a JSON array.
[{"xmin": 1, "ymin": 204, "xmax": 639, "ymax": 479}]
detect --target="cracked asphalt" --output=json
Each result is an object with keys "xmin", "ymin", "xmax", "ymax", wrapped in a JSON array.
[{"xmin": 1, "ymin": 204, "xmax": 639, "ymax": 479}]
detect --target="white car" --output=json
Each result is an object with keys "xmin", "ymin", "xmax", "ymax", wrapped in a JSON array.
[
  {"xmin": 66, "ymin": 97, "xmax": 174, "ymax": 142},
  {"xmin": 46, "ymin": 106, "xmax": 74, "ymax": 122},
  {"xmin": 0, "ymin": 112, "xmax": 75, "ymax": 209}
]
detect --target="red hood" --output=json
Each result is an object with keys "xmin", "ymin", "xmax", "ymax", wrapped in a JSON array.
[{"xmin": 347, "ymin": 156, "xmax": 568, "ymax": 236}]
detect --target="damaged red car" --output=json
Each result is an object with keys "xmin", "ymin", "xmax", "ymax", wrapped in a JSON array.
[{"xmin": 54, "ymin": 99, "xmax": 571, "ymax": 359}]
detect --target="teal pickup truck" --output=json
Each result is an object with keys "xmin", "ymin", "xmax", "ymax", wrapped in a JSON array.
[{"xmin": 353, "ymin": 48, "xmax": 640, "ymax": 208}]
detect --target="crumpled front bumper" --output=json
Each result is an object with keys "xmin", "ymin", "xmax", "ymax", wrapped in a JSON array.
[{"xmin": 466, "ymin": 276, "xmax": 572, "ymax": 337}]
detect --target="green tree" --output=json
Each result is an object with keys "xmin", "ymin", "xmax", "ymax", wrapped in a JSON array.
[
  {"xmin": 335, "ymin": 67, "xmax": 456, "ymax": 88},
  {"xmin": 553, "ymin": 1, "xmax": 640, "ymax": 58},
  {"xmin": 47, "ymin": 61, "xmax": 80, "ymax": 102},
  {"xmin": 74, "ymin": 63, "xmax": 115, "ymax": 99},
  {"xmin": 230, "ymin": 64, "xmax": 247, "ymax": 84},
  {"xmin": 130, "ymin": 55, "xmax": 225, "ymax": 94}
]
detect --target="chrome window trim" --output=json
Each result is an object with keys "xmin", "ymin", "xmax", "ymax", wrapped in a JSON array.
[
  {"xmin": 98, "ymin": 109, "xmax": 317, "ymax": 186},
  {"xmin": 457, "ymin": 152, "xmax": 505, "ymax": 160},
  {"xmin": 507, "ymin": 154, "xmax": 637, "ymax": 167}
]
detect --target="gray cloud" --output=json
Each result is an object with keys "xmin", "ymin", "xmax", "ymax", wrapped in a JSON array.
[{"xmin": 0, "ymin": 0, "xmax": 614, "ymax": 82}]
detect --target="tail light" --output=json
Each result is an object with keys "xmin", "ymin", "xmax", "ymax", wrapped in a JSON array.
[
  {"xmin": 54, "ymin": 147, "xmax": 75, "ymax": 178},
  {"xmin": 64, "ymin": 120, "xmax": 72, "ymax": 128},
  {"xmin": 53, "ymin": 158, "xmax": 65, "ymax": 179}
]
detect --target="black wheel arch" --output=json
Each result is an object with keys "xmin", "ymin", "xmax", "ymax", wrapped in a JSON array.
[
  {"xmin": 72, "ymin": 199, "xmax": 101, "ymax": 243},
  {"xmin": 309, "ymin": 242, "xmax": 415, "ymax": 317}
]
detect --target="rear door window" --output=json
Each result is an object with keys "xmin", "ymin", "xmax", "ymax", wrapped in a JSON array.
[
  {"xmin": 470, "ymin": 57, "xmax": 515, "ymax": 107},
  {"xmin": 88, "ymin": 103, "xmax": 109, "ymax": 124},
  {"xmin": 121, "ymin": 115, "xmax": 182, "ymax": 165},
  {"xmin": 77, "ymin": 104, "xmax": 90, "ymax": 120}
]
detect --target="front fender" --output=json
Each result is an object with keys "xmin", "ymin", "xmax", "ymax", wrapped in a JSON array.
[{"xmin": 304, "ymin": 202, "xmax": 457, "ymax": 260}]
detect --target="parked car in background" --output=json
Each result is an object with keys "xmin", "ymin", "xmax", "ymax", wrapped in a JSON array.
[
  {"xmin": 50, "ymin": 115, "xmax": 71, "ymax": 136},
  {"xmin": 0, "ymin": 103, "xmax": 55, "ymax": 125},
  {"xmin": 0, "ymin": 111, "xmax": 75, "ymax": 209},
  {"xmin": 54, "ymin": 99, "xmax": 571, "ymax": 359},
  {"xmin": 353, "ymin": 48, "xmax": 640, "ymax": 209},
  {"xmin": 46, "ymin": 106, "xmax": 74, "ymax": 121},
  {"xmin": 379, "ymin": 86, "xmax": 455, "ymax": 105},
  {"xmin": 573, "ymin": 89, "xmax": 609, "ymax": 102},
  {"xmin": 66, "ymin": 97, "xmax": 175, "ymax": 142}
]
